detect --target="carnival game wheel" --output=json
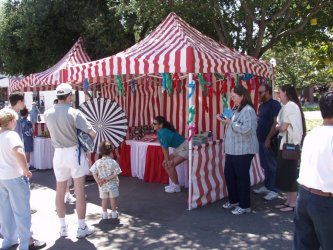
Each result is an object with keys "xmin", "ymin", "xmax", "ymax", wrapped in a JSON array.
[{"xmin": 79, "ymin": 98, "xmax": 128, "ymax": 152}]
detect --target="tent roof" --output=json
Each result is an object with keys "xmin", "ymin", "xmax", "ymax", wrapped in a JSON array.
[
  {"xmin": 9, "ymin": 37, "xmax": 90, "ymax": 92},
  {"xmin": 68, "ymin": 12, "xmax": 272, "ymax": 83}
]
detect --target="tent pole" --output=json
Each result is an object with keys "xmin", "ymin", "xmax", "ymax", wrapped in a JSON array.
[{"xmin": 188, "ymin": 73, "xmax": 193, "ymax": 211}]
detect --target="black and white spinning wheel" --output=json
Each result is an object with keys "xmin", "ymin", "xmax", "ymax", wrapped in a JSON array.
[{"xmin": 79, "ymin": 98, "xmax": 128, "ymax": 152}]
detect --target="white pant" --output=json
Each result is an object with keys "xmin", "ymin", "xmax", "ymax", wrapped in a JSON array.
[{"xmin": 53, "ymin": 146, "xmax": 89, "ymax": 182}]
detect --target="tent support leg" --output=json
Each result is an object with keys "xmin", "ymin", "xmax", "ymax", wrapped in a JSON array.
[{"xmin": 188, "ymin": 73, "xmax": 193, "ymax": 211}]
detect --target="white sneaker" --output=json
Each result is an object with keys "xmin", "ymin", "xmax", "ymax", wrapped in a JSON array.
[
  {"xmin": 101, "ymin": 212, "xmax": 108, "ymax": 219},
  {"xmin": 76, "ymin": 225, "xmax": 95, "ymax": 238},
  {"xmin": 263, "ymin": 191, "xmax": 278, "ymax": 201},
  {"xmin": 231, "ymin": 206, "xmax": 251, "ymax": 215},
  {"xmin": 222, "ymin": 202, "xmax": 239, "ymax": 209},
  {"xmin": 164, "ymin": 184, "xmax": 173, "ymax": 190},
  {"xmin": 65, "ymin": 193, "xmax": 76, "ymax": 203},
  {"xmin": 165, "ymin": 185, "xmax": 181, "ymax": 193},
  {"xmin": 59, "ymin": 225, "xmax": 68, "ymax": 237},
  {"xmin": 253, "ymin": 186, "xmax": 269, "ymax": 194},
  {"xmin": 111, "ymin": 211, "xmax": 119, "ymax": 219}
]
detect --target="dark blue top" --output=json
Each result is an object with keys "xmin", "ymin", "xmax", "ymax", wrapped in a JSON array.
[
  {"xmin": 257, "ymin": 99, "xmax": 281, "ymax": 142},
  {"xmin": 157, "ymin": 128, "xmax": 185, "ymax": 149},
  {"xmin": 20, "ymin": 118, "xmax": 33, "ymax": 139}
]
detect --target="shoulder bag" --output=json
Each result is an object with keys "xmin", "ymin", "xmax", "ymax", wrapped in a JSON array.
[{"xmin": 281, "ymin": 131, "xmax": 300, "ymax": 160}]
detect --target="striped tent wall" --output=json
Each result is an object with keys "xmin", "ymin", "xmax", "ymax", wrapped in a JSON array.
[
  {"xmin": 191, "ymin": 140, "xmax": 264, "ymax": 209},
  {"xmin": 98, "ymin": 74, "xmax": 259, "ymax": 140}
]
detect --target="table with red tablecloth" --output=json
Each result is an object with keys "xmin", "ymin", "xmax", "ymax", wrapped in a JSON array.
[{"xmin": 119, "ymin": 140, "xmax": 189, "ymax": 187}]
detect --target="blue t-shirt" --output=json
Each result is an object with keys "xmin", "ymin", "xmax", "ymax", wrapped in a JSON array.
[
  {"xmin": 257, "ymin": 99, "xmax": 281, "ymax": 142},
  {"xmin": 21, "ymin": 118, "xmax": 33, "ymax": 139},
  {"xmin": 157, "ymin": 128, "xmax": 185, "ymax": 149}
]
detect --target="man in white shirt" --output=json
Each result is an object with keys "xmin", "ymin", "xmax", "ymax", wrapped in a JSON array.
[{"xmin": 294, "ymin": 91, "xmax": 333, "ymax": 249}]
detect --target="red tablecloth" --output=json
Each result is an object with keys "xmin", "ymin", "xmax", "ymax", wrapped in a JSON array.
[
  {"xmin": 119, "ymin": 141, "xmax": 169, "ymax": 184},
  {"xmin": 119, "ymin": 142, "xmax": 132, "ymax": 176},
  {"xmin": 143, "ymin": 145, "xmax": 169, "ymax": 184}
]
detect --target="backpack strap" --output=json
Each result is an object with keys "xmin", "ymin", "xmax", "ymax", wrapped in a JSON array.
[{"xmin": 76, "ymin": 129, "xmax": 82, "ymax": 165}]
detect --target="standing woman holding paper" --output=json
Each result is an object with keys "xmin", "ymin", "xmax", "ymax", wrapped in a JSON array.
[
  {"xmin": 218, "ymin": 85, "xmax": 259, "ymax": 215},
  {"xmin": 275, "ymin": 84, "xmax": 306, "ymax": 212}
]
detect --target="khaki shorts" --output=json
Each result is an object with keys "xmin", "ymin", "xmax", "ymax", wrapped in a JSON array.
[
  {"xmin": 53, "ymin": 146, "xmax": 89, "ymax": 182},
  {"xmin": 100, "ymin": 189, "xmax": 119, "ymax": 199},
  {"xmin": 173, "ymin": 141, "xmax": 189, "ymax": 159}
]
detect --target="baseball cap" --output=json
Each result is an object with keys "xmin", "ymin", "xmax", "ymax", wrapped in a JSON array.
[{"xmin": 56, "ymin": 83, "xmax": 73, "ymax": 96}]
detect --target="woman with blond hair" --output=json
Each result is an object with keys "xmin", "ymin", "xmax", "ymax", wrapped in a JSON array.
[{"xmin": 0, "ymin": 108, "xmax": 45, "ymax": 249}]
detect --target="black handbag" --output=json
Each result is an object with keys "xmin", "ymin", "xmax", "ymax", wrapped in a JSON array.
[{"xmin": 281, "ymin": 131, "xmax": 300, "ymax": 160}]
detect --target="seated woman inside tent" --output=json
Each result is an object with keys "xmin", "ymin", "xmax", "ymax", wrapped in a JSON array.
[{"xmin": 153, "ymin": 116, "xmax": 189, "ymax": 193}]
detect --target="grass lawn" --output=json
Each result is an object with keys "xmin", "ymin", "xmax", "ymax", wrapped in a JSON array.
[{"xmin": 302, "ymin": 106, "xmax": 320, "ymax": 112}]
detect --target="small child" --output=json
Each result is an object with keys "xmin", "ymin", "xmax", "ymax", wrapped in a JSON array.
[
  {"xmin": 90, "ymin": 140, "xmax": 122, "ymax": 219},
  {"xmin": 20, "ymin": 107, "xmax": 34, "ymax": 170}
]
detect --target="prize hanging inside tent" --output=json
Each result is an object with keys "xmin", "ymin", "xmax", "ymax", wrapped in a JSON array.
[{"xmin": 79, "ymin": 98, "xmax": 128, "ymax": 152}]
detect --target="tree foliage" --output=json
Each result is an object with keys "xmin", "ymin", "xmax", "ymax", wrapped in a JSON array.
[
  {"xmin": 114, "ymin": 0, "xmax": 333, "ymax": 58},
  {"xmin": 0, "ymin": 0, "xmax": 333, "ymax": 77},
  {"xmin": 263, "ymin": 41, "xmax": 333, "ymax": 88},
  {"xmin": 0, "ymin": 0, "xmax": 133, "ymax": 75}
]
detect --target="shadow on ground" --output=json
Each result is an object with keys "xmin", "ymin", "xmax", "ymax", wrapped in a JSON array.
[{"xmin": 23, "ymin": 170, "xmax": 294, "ymax": 249}]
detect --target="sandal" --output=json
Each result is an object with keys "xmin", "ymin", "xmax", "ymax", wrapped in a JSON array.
[
  {"xmin": 275, "ymin": 204, "xmax": 289, "ymax": 209},
  {"xmin": 279, "ymin": 205, "xmax": 295, "ymax": 212}
]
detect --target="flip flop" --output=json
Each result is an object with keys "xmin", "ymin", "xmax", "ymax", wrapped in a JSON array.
[
  {"xmin": 280, "ymin": 205, "xmax": 295, "ymax": 212},
  {"xmin": 275, "ymin": 204, "xmax": 289, "ymax": 209}
]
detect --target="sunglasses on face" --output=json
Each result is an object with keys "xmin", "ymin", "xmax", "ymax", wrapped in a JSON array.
[
  {"xmin": 258, "ymin": 90, "xmax": 266, "ymax": 94},
  {"xmin": 153, "ymin": 122, "xmax": 158, "ymax": 125}
]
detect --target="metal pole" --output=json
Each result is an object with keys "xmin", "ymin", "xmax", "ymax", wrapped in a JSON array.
[{"xmin": 188, "ymin": 73, "xmax": 193, "ymax": 211}]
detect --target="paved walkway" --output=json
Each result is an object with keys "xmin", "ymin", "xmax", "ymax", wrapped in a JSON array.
[{"xmin": 1, "ymin": 170, "xmax": 294, "ymax": 249}]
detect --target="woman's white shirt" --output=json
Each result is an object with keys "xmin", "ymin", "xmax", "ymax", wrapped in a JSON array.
[{"xmin": 277, "ymin": 101, "xmax": 303, "ymax": 149}]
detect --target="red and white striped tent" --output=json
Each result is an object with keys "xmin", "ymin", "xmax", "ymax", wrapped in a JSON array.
[
  {"xmin": 9, "ymin": 37, "xmax": 90, "ymax": 93},
  {"xmin": 68, "ymin": 13, "xmax": 271, "ymax": 209},
  {"xmin": 68, "ymin": 13, "xmax": 272, "ymax": 79},
  {"xmin": 8, "ymin": 76, "xmax": 27, "ymax": 93}
]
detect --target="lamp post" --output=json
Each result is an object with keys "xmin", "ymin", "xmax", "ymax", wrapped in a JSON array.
[{"xmin": 270, "ymin": 58, "xmax": 277, "ymax": 98}]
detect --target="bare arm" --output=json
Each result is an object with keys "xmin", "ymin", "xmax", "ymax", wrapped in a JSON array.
[
  {"xmin": 13, "ymin": 146, "xmax": 32, "ymax": 178},
  {"xmin": 277, "ymin": 122, "xmax": 289, "ymax": 132},
  {"xmin": 264, "ymin": 117, "xmax": 279, "ymax": 148},
  {"xmin": 105, "ymin": 173, "xmax": 118, "ymax": 182},
  {"xmin": 89, "ymin": 130, "xmax": 96, "ymax": 139},
  {"xmin": 92, "ymin": 173, "xmax": 104, "ymax": 186},
  {"xmin": 161, "ymin": 147, "xmax": 170, "ymax": 167}
]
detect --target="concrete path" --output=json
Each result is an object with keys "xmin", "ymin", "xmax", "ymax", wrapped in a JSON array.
[{"xmin": 1, "ymin": 170, "xmax": 294, "ymax": 250}]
